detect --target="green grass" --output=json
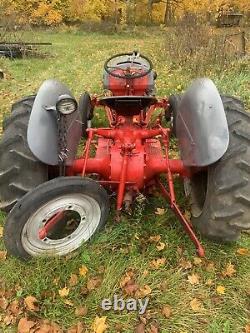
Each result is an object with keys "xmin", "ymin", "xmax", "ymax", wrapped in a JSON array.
[{"xmin": 0, "ymin": 29, "xmax": 249, "ymax": 332}]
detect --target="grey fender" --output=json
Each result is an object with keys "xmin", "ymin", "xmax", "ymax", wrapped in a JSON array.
[
  {"xmin": 176, "ymin": 78, "xmax": 229, "ymax": 167},
  {"xmin": 27, "ymin": 79, "xmax": 82, "ymax": 165}
]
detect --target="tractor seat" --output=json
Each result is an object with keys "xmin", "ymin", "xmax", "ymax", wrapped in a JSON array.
[{"xmin": 99, "ymin": 96, "xmax": 157, "ymax": 115}]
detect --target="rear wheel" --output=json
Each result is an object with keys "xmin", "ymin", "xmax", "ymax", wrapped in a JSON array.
[
  {"xmin": 190, "ymin": 96, "xmax": 250, "ymax": 241},
  {"xmin": 166, "ymin": 94, "xmax": 182, "ymax": 136},
  {"xmin": 0, "ymin": 96, "xmax": 48, "ymax": 212},
  {"xmin": 4, "ymin": 177, "xmax": 110, "ymax": 260},
  {"xmin": 78, "ymin": 93, "xmax": 94, "ymax": 138}
]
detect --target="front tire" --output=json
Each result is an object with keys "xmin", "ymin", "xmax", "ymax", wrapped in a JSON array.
[
  {"xmin": 190, "ymin": 96, "xmax": 250, "ymax": 241},
  {"xmin": 4, "ymin": 177, "xmax": 110, "ymax": 260},
  {"xmin": 0, "ymin": 97, "xmax": 48, "ymax": 212}
]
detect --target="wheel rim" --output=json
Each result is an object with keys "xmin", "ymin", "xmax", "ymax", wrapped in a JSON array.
[{"xmin": 21, "ymin": 193, "xmax": 101, "ymax": 256}]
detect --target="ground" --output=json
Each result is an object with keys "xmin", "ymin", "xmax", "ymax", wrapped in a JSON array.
[{"xmin": 0, "ymin": 28, "xmax": 249, "ymax": 333}]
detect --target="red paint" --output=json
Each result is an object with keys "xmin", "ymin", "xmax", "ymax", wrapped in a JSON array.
[
  {"xmin": 156, "ymin": 179, "xmax": 205, "ymax": 257},
  {"xmin": 65, "ymin": 64, "xmax": 204, "ymax": 256},
  {"xmin": 38, "ymin": 211, "xmax": 64, "ymax": 240},
  {"xmin": 107, "ymin": 68, "xmax": 152, "ymax": 96}
]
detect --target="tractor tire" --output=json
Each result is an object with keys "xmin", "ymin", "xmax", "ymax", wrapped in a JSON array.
[
  {"xmin": 166, "ymin": 94, "xmax": 182, "ymax": 136},
  {"xmin": 190, "ymin": 96, "xmax": 250, "ymax": 242},
  {"xmin": 0, "ymin": 96, "xmax": 48, "ymax": 212},
  {"xmin": 78, "ymin": 92, "xmax": 94, "ymax": 138},
  {"xmin": 4, "ymin": 177, "xmax": 110, "ymax": 260}
]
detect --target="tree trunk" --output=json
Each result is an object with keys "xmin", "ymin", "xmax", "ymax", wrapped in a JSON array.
[
  {"xmin": 164, "ymin": 0, "xmax": 173, "ymax": 26},
  {"xmin": 148, "ymin": 0, "xmax": 153, "ymax": 22}
]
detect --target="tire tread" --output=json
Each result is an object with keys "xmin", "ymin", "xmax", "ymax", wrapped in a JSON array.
[
  {"xmin": 191, "ymin": 95, "xmax": 250, "ymax": 241},
  {"xmin": 0, "ymin": 97, "xmax": 47, "ymax": 212}
]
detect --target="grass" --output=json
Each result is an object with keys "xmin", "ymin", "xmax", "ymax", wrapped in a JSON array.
[{"xmin": 0, "ymin": 28, "xmax": 250, "ymax": 332}]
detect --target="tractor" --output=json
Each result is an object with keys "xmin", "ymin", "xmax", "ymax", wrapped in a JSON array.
[{"xmin": 0, "ymin": 51, "xmax": 249, "ymax": 260}]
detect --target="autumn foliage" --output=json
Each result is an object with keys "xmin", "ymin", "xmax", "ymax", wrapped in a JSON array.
[{"xmin": 0, "ymin": 0, "xmax": 249, "ymax": 27}]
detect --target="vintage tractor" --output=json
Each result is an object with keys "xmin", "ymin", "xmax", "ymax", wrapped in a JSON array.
[{"xmin": 0, "ymin": 52, "xmax": 249, "ymax": 260}]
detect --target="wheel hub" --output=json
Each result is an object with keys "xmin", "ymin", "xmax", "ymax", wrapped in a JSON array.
[{"xmin": 21, "ymin": 193, "xmax": 101, "ymax": 256}]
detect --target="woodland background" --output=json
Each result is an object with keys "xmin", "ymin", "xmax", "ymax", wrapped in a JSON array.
[
  {"xmin": 0, "ymin": 1, "xmax": 250, "ymax": 332},
  {"xmin": 0, "ymin": 0, "xmax": 249, "ymax": 27}
]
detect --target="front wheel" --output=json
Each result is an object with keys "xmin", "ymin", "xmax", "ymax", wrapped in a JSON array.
[{"xmin": 4, "ymin": 177, "xmax": 110, "ymax": 260}]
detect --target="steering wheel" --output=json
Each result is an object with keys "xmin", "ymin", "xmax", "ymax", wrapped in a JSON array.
[{"xmin": 104, "ymin": 51, "xmax": 153, "ymax": 79}]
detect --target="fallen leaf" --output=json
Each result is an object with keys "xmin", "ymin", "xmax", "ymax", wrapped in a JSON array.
[
  {"xmin": 80, "ymin": 286, "xmax": 89, "ymax": 295},
  {"xmin": 222, "ymin": 263, "xmax": 236, "ymax": 278},
  {"xmin": 0, "ymin": 251, "xmax": 7, "ymax": 260},
  {"xmin": 135, "ymin": 285, "xmax": 151, "ymax": 298},
  {"xmin": 35, "ymin": 322, "xmax": 52, "ymax": 333},
  {"xmin": 158, "ymin": 281, "xmax": 168, "ymax": 291},
  {"xmin": 155, "ymin": 208, "xmax": 165, "ymax": 215},
  {"xmin": 58, "ymin": 287, "xmax": 70, "ymax": 298},
  {"xmin": 245, "ymin": 324, "xmax": 250, "ymax": 333},
  {"xmin": 190, "ymin": 298, "xmax": 203, "ymax": 312},
  {"xmin": 150, "ymin": 258, "xmax": 166, "ymax": 269},
  {"xmin": 3, "ymin": 314, "xmax": 14, "ymax": 326},
  {"xmin": 9, "ymin": 300, "xmax": 22, "ymax": 315},
  {"xmin": 184, "ymin": 210, "xmax": 191, "ymax": 220},
  {"xmin": 24, "ymin": 296, "xmax": 39, "ymax": 312},
  {"xmin": 236, "ymin": 248, "xmax": 249, "ymax": 256},
  {"xmin": 0, "ymin": 297, "xmax": 8, "ymax": 310},
  {"xmin": 52, "ymin": 321, "xmax": 63, "ymax": 332},
  {"xmin": 156, "ymin": 242, "xmax": 165, "ymax": 251},
  {"xmin": 67, "ymin": 322, "xmax": 84, "ymax": 333},
  {"xmin": 120, "ymin": 271, "xmax": 134, "ymax": 288},
  {"xmin": 205, "ymin": 279, "xmax": 213, "ymax": 286},
  {"xmin": 187, "ymin": 274, "xmax": 200, "ymax": 285},
  {"xmin": 114, "ymin": 323, "xmax": 123, "ymax": 332},
  {"xmin": 139, "ymin": 316, "xmax": 147, "ymax": 325},
  {"xmin": 0, "ymin": 226, "xmax": 3, "ymax": 237},
  {"xmin": 17, "ymin": 317, "xmax": 36, "ymax": 333},
  {"xmin": 87, "ymin": 277, "xmax": 102, "ymax": 291},
  {"xmin": 211, "ymin": 296, "xmax": 222, "ymax": 305},
  {"xmin": 162, "ymin": 305, "xmax": 172, "ymax": 318},
  {"xmin": 37, "ymin": 321, "xmax": 62, "ymax": 333},
  {"xmin": 69, "ymin": 274, "xmax": 78, "ymax": 287},
  {"xmin": 193, "ymin": 257, "xmax": 202, "ymax": 265},
  {"xmin": 79, "ymin": 265, "xmax": 88, "ymax": 277},
  {"xmin": 216, "ymin": 285, "xmax": 225, "ymax": 295},
  {"xmin": 75, "ymin": 306, "xmax": 88, "ymax": 316},
  {"xmin": 149, "ymin": 323, "xmax": 159, "ymax": 333},
  {"xmin": 149, "ymin": 235, "xmax": 161, "ymax": 243},
  {"xmin": 35, "ymin": 320, "xmax": 58, "ymax": 333},
  {"xmin": 179, "ymin": 259, "xmax": 192, "ymax": 270},
  {"xmin": 135, "ymin": 322, "xmax": 145, "ymax": 333},
  {"xmin": 64, "ymin": 299, "xmax": 74, "ymax": 307},
  {"xmin": 34, "ymin": 320, "xmax": 61, "ymax": 333},
  {"xmin": 92, "ymin": 316, "xmax": 108, "ymax": 333},
  {"xmin": 123, "ymin": 281, "xmax": 139, "ymax": 296},
  {"xmin": 205, "ymin": 261, "xmax": 215, "ymax": 272}
]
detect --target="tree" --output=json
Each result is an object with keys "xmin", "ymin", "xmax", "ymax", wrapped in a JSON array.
[{"xmin": 148, "ymin": 0, "xmax": 182, "ymax": 25}]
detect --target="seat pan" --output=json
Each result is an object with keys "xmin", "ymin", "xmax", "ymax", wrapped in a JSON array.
[{"xmin": 99, "ymin": 96, "xmax": 157, "ymax": 115}]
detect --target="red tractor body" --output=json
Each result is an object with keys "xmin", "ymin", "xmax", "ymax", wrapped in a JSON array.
[
  {"xmin": 7, "ymin": 51, "xmax": 247, "ymax": 260},
  {"xmin": 66, "ymin": 52, "xmax": 204, "ymax": 256}
]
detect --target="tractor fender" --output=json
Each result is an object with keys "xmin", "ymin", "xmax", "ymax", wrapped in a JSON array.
[
  {"xmin": 27, "ymin": 79, "xmax": 82, "ymax": 166},
  {"xmin": 176, "ymin": 78, "xmax": 229, "ymax": 167}
]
